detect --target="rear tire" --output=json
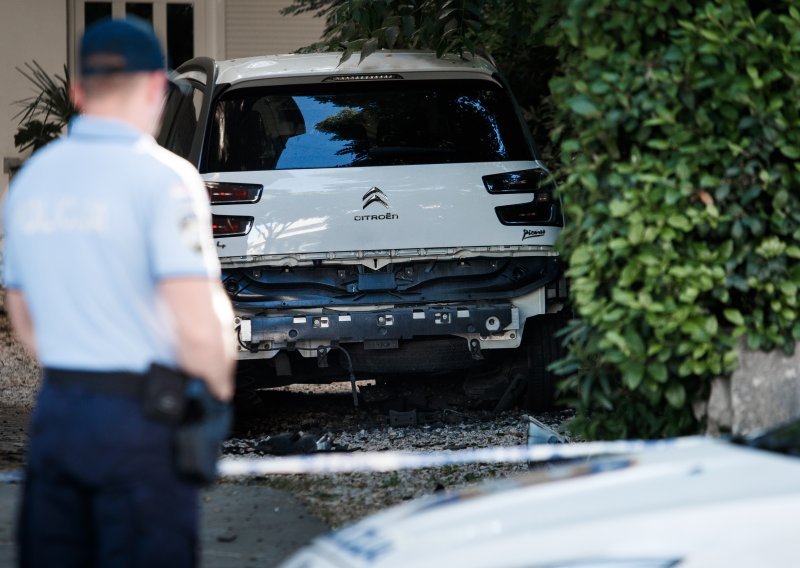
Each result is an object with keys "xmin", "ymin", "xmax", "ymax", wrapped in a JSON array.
[{"xmin": 521, "ymin": 313, "xmax": 567, "ymax": 412}]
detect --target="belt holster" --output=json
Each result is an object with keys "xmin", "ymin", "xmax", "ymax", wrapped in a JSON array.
[
  {"xmin": 145, "ymin": 364, "xmax": 232, "ymax": 485},
  {"xmin": 143, "ymin": 364, "xmax": 188, "ymax": 425}
]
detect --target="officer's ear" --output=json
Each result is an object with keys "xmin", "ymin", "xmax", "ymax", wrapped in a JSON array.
[
  {"xmin": 70, "ymin": 81, "xmax": 86, "ymax": 113},
  {"xmin": 146, "ymin": 72, "xmax": 168, "ymax": 106}
]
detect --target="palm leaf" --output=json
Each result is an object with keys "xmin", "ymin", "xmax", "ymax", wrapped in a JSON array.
[{"xmin": 13, "ymin": 61, "xmax": 77, "ymax": 152}]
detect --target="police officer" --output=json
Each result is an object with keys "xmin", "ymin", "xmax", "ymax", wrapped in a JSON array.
[{"xmin": 3, "ymin": 18, "xmax": 236, "ymax": 567}]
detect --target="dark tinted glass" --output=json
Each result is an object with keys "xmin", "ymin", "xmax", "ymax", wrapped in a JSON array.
[
  {"xmin": 167, "ymin": 4, "xmax": 194, "ymax": 68},
  {"xmin": 157, "ymin": 81, "xmax": 204, "ymax": 160},
  {"xmin": 203, "ymin": 80, "xmax": 532, "ymax": 172},
  {"xmin": 125, "ymin": 2, "xmax": 153, "ymax": 24},
  {"xmin": 85, "ymin": 2, "xmax": 112, "ymax": 27},
  {"xmin": 744, "ymin": 418, "xmax": 800, "ymax": 457}
]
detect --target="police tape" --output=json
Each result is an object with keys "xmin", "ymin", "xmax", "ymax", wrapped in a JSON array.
[
  {"xmin": 0, "ymin": 438, "xmax": 706, "ymax": 483},
  {"xmin": 0, "ymin": 471, "xmax": 23, "ymax": 484},
  {"xmin": 217, "ymin": 437, "xmax": 706, "ymax": 477}
]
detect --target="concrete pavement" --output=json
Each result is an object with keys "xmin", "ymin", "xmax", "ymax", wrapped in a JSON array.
[{"xmin": 0, "ymin": 479, "xmax": 329, "ymax": 567}]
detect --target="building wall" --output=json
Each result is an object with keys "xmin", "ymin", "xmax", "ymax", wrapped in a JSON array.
[
  {"xmin": 226, "ymin": 0, "xmax": 325, "ymax": 59},
  {"xmin": 0, "ymin": 0, "xmax": 325, "ymax": 195},
  {"xmin": 1, "ymin": 0, "xmax": 69, "ymax": 194}
]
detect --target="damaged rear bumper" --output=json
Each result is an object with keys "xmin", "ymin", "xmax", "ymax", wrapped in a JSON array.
[{"xmin": 235, "ymin": 303, "xmax": 523, "ymax": 360}]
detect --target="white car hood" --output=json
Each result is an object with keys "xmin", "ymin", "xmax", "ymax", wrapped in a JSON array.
[{"xmin": 281, "ymin": 439, "xmax": 800, "ymax": 568}]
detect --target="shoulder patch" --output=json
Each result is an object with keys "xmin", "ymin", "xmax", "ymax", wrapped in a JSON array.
[{"xmin": 168, "ymin": 183, "xmax": 204, "ymax": 254}]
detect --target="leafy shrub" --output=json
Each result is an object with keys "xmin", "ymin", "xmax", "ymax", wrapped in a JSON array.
[
  {"xmin": 14, "ymin": 62, "xmax": 77, "ymax": 153},
  {"xmin": 548, "ymin": 0, "xmax": 800, "ymax": 438}
]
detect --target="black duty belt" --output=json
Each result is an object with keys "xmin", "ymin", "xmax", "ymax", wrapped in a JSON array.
[{"xmin": 44, "ymin": 368, "xmax": 147, "ymax": 399}]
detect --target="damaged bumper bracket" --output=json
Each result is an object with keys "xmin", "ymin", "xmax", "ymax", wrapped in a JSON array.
[{"xmin": 243, "ymin": 304, "xmax": 519, "ymax": 347}]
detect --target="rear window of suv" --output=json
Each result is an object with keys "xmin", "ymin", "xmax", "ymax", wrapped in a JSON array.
[{"xmin": 202, "ymin": 79, "xmax": 533, "ymax": 172}]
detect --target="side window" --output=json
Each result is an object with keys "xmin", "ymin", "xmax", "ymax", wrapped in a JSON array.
[{"xmin": 157, "ymin": 76, "xmax": 206, "ymax": 161}]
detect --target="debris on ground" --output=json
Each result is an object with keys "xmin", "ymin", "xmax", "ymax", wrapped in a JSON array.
[
  {"xmin": 224, "ymin": 379, "xmax": 573, "ymax": 526},
  {"xmin": 526, "ymin": 415, "xmax": 567, "ymax": 445}
]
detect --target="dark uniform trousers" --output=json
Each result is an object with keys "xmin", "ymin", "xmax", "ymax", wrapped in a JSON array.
[{"xmin": 17, "ymin": 375, "xmax": 198, "ymax": 567}]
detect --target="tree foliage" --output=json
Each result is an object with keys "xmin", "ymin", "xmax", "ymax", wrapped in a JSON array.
[
  {"xmin": 284, "ymin": 0, "xmax": 483, "ymax": 60},
  {"xmin": 549, "ymin": 0, "xmax": 800, "ymax": 438}
]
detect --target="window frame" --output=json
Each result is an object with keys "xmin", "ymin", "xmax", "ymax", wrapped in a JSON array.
[
  {"xmin": 68, "ymin": 0, "xmax": 211, "ymax": 75},
  {"xmin": 159, "ymin": 58, "xmax": 216, "ymax": 165}
]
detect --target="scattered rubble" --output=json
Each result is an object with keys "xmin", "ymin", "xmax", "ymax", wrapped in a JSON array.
[
  {"xmin": 0, "ymin": 296, "xmax": 40, "ymax": 414},
  {"xmin": 224, "ymin": 380, "xmax": 573, "ymax": 526}
]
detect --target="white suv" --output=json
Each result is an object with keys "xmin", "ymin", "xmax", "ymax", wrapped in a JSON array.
[{"xmin": 157, "ymin": 51, "xmax": 567, "ymax": 410}]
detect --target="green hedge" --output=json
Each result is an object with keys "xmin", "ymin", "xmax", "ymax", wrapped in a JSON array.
[{"xmin": 548, "ymin": 0, "xmax": 800, "ymax": 438}]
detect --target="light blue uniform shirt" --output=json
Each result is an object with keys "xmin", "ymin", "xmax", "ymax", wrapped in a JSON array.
[{"xmin": 3, "ymin": 116, "xmax": 220, "ymax": 372}]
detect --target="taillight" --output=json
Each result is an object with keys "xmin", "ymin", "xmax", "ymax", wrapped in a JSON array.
[
  {"xmin": 212, "ymin": 215, "xmax": 253, "ymax": 237},
  {"xmin": 205, "ymin": 182, "xmax": 262, "ymax": 205},
  {"xmin": 482, "ymin": 169, "xmax": 563, "ymax": 226}
]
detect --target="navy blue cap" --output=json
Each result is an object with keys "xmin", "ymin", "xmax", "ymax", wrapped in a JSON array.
[{"xmin": 80, "ymin": 17, "xmax": 165, "ymax": 77}]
